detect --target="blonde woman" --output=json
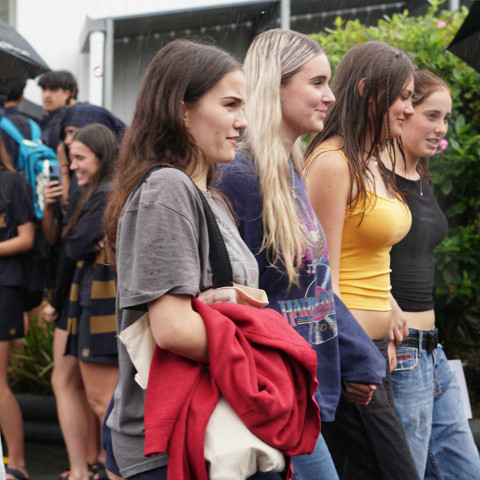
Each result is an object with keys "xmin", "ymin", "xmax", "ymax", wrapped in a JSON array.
[{"xmin": 218, "ymin": 29, "xmax": 385, "ymax": 480}]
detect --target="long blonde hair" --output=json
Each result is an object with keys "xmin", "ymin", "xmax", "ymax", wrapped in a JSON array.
[{"xmin": 242, "ymin": 28, "xmax": 325, "ymax": 286}]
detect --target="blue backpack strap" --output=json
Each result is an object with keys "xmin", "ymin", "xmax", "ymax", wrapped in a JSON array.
[
  {"xmin": 0, "ymin": 117, "xmax": 25, "ymax": 144},
  {"xmin": 28, "ymin": 118, "xmax": 42, "ymax": 142}
]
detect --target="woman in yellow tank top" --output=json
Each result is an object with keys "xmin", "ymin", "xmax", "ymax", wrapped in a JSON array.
[{"xmin": 303, "ymin": 42, "xmax": 419, "ymax": 480}]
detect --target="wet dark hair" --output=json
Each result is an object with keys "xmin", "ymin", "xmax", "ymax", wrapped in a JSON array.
[
  {"xmin": 62, "ymin": 124, "xmax": 118, "ymax": 241},
  {"xmin": 38, "ymin": 70, "xmax": 78, "ymax": 101},
  {"xmin": 0, "ymin": 79, "xmax": 26, "ymax": 102},
  {"xmin": 104, "ymin": 39, "xmax": 241, "ymax": 261},
  {"xmin": 307, "ymin": 41, "xmax": 414, "ymax": 209}
]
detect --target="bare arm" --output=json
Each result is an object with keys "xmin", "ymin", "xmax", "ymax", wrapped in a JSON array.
[
  {"xmin": 304, "ymin": 149, "xmax": 350, "ymax": 298},
  {"xmin": 148, "ymin": 294, "xmax": 208, "ymax": 363},
  {"xmin": 306, "ymin": 150, "xmax": 379, "ymax": 402},
  {"xmin": 0, "ymin": 221, "xmax": 34, "ymax": 256}
]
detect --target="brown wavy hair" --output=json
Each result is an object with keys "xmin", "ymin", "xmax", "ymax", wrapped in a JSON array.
[
  {"xmin": 408, "ymin": 69, "xmax": 452, "ymax": 179},
  {"xmin": 306, "ymin": 41, "xmax": 414, "ymax": 210},
  {"xmin": 103, "ymin": 39, "xmax": 241, "ymax": 263}
]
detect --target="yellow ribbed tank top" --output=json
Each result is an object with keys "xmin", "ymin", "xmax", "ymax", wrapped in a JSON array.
[{"xmin": 306, "ymin": 146, "xmax": 412, "ymax": 311}]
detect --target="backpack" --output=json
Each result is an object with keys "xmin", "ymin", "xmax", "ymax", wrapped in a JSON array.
[
  {"xmin": 0, "ymin": 169, "xmax": 45, "ymax": 310},
  {"xmin": 0, "ymin": 116, "xmax": 58, "ymax": 219}
]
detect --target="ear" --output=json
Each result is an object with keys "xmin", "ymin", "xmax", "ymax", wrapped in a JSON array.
[
  {"xmin": 182, "ymin": 101, "xmax": 189, "ymax": 127},
  {"xmin": 358, "ymin": 77, "xmax": 367, "ymax": 97}
]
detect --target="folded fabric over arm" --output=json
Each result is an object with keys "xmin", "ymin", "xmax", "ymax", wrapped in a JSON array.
[{"xmin": 143, "ymin": 298, "xmax": 321, "ymax": 480}]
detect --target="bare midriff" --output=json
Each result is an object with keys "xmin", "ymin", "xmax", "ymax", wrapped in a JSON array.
[
  {"xmin": 350, "ymin": 308, "xmax": 392, "ymax": 340},
  {"xmin": 403, "ymin": 309, "xmax": 435, "ymax": 331}
]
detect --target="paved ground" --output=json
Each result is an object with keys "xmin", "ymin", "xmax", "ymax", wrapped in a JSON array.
[{"xmin": 3, "ymin": 420, "xmax": 480, "ymax": 479}]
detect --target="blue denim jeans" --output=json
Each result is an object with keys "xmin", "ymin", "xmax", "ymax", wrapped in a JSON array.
[
  {"xmin": 291, "ymin": 433, "xmax": 339, "ymax": 480},
  {"xmin": 392, "ymin": 328, "xmax": 480, "ymax": 480}
]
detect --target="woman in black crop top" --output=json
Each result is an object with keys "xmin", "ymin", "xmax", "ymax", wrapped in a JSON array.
[{"xmin": 389, "ymin": 70, "xmax": 480, "ymax": 479}]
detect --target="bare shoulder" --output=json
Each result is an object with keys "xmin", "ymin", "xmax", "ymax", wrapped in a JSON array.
[{"xmin": 305, "ymin": 138, "xmax": 348, "ymax": 179}]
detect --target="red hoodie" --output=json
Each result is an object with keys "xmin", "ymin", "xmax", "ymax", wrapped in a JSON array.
[{"xmin": 144, "ymin": 299, "xmax": 320, "ymax": 480}]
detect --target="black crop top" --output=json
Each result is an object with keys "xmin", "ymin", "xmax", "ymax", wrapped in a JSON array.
[{"xmin": 390, "ymin": 174, "xmax": 448, "ymax": 312}]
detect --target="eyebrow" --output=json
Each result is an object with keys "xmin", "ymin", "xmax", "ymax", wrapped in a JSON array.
[
  {"xmin": 311, "ymin": 75, "xmax": 328, "ymax": 81},
  {"xmin": 221, "ymin": 95, "xmax": 243, "ymax": 102},
  {"xmin": 424, "ymin": 109, "xmax": 451, "ymax": 116}
]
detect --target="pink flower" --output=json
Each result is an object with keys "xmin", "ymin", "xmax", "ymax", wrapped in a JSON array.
[
  {"xmin": 437, "ymin": 20, "xmax": 447, "ymax": 28},
  {"xmin": 436, "ymin": 139, "xmax": 449, "ymax": 153}
]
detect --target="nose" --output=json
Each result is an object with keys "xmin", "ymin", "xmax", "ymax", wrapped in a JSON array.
[
  {"xmin": 435, "ymin": 119, "xmax": 448, "ymax": 137},
  {"xmin": 69, "ymin": 159, "xmax": 78, "ymax": 171},
  {"xmin": 235, "ymin": 109, "xmax": 248, "ymax": 131},
  {"xmin": 404, "ymin": 99, "xmax": 414, "ymax": 117},
  {"xmin": 323, "ymin": 86, "xmax": 336, "ymax": 105}
]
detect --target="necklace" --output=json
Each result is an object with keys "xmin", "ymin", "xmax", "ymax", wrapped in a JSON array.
[{"xmin": 416, "ymin": 177, "xmax": 423, "ymax": 196}]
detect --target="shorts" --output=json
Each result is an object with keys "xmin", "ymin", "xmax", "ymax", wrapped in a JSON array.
[
  {"xmin": 67, "ymin": 306, "xmax": 118, "ymax": 364},
  {"xmin": 0, "ymin": 286, "xmax": 25, "ymax": 340}
]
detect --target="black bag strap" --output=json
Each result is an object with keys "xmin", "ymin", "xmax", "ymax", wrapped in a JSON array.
[{"xmin": 133, "ymin": 165, "xmax": 233, "ymax": 288}]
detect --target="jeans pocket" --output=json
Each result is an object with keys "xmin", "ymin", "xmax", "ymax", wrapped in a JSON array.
[{"xmin": 394, "ymin": 346, "xmax": 418, "ymax": 372}]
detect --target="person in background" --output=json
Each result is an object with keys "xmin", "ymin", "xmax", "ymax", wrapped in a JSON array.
[
  {"xmin": 387, "ymin": 69, "xmax": 480, "ymax": 480},
  {"xmin": 0, "ymin": 138, "xmax": 35, "ymax": 480},
  {"xmin": 217, "ymin": 29, "xmax": 386, "ymax": 480},
  {"xmin": 38, "ymin": 70, "xmax": 77, "ymax": 151},
  {"xmin": 42, "ymin": 123, "xmax": 120, "ymax": 480},
  {"xmin": 304, "ymin": 41, "xmax": 419, "ymax": 479},
  {"xmin": 0, "ymin": 79, "xmax": 31, "ymax": 168}
]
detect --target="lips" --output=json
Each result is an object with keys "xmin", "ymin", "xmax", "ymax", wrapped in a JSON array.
[{"xmin": 425, "ymin": 138, "xmax": 440, "ymax": 149}]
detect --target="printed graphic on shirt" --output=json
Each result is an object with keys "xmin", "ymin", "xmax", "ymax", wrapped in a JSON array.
[
  {"xmin": 278, "ymin": 286, "xmax": 337, "ymax": 344},
  {"xmin": 276, "ymin": 177, "xmax": 338, "ymax": 345}
]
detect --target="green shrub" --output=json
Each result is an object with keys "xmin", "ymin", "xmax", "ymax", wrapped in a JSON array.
[
  {"xmin": 8, "ymin": 308, "xmax": 54, "ymax": 395},
  {"xmin": 311, "ymin": 0, "xmax": 480, "ymax": 406}
]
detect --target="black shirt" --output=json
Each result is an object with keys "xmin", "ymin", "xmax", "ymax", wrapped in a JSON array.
[
  {"xmin": 390, "ymin": 174, "xmax": 448, "ymax": 312},
  {"xmin": 40, "ymin": 106, "xmax": 68, "ymax": 151},
  {"xmin": 0, "ymin": 170, "xmax": 35, "ymax": 287}
]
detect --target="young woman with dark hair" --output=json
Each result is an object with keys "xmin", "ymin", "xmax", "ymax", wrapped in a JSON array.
[
  {"xmin": 304, "ymin": 41, "xmax": 420, "ymax": 479},
  {"xmin": 0, "ymin": 139, "xmax": 34, "ymax": 480},
  {"xmin": 388, "ymin": 69, "xmax": 480, "ymax": 479},
  {"xmin": 43, "ymin": 123, "xmax": 119, "ymax": 480},
  {"xmin": 102, "ymin": 39, "xmax": 261, "ymax": 479}
]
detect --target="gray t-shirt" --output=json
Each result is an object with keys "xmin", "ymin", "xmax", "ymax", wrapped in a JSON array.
[{"xmin": 107, "ymin": 168, "xmax": 258, "ymax": 477}]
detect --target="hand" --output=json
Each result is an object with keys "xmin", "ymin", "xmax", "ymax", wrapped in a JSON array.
[
  {"xmin": 388, "ymin": 339, "xmax": 397, "ymax": 372},
  {"xmin": 345, "ymin": 382, "xmax": 377, "ymax": 405},
  {"xmin": 42, "ymin": 303, "xmax": 58, "ymax": 323},
  {"xmin": 91, "ymin": 237, "xmax": 106, "ymax": 253},
  {"xmin": 43, "ymin": 180, "xmax": 63, "ymax": 206},
  {"xmin": 389, "ymin": 295, "xmax": 409, "ymax": 346}
]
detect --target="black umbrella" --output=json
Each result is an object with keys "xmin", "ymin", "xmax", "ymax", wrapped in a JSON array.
[
  {"xmin": 0, "ymin": 19, "xmax": 50, "ymax": 79},
  {"xmin": 447, "ymin": 0, "xmax": 480, "ymax": 73}
]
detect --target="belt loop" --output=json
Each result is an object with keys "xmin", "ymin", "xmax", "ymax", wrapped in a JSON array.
[{"xmin": 418, "ymin": 330, "xmax": 423, "ymax": 357}]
